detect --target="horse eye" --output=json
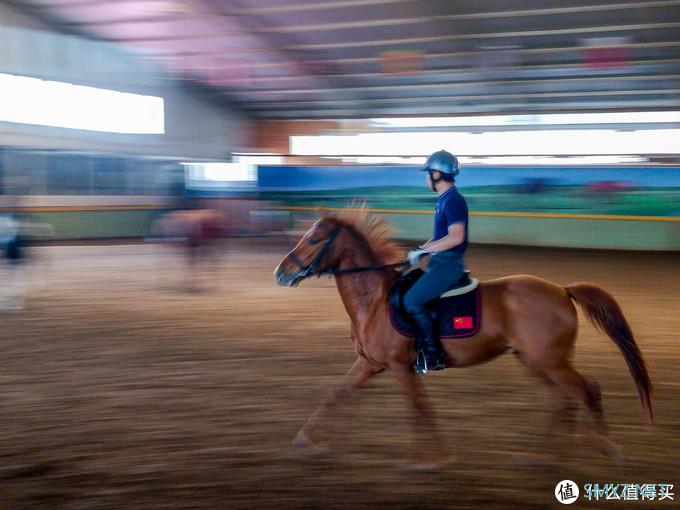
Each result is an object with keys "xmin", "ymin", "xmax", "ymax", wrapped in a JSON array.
[{"xmin": 309, "ymin": 237, "xmax": 321, "ymax": 245}]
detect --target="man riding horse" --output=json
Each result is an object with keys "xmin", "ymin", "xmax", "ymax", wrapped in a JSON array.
[
  {"xmin": 275, "ymin": 174, "xmax": 652, "ymax": 467},
  {"xmin": 406, "ymin": 150, "xmax": 469, "ymax": 373}
]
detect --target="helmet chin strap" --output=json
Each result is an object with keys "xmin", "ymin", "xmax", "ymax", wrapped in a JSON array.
[{"xmin": 428, "ymin": 170, "xmax": 442, "ymax": 192}]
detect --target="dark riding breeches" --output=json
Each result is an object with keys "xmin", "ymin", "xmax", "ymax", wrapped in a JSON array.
[{"xmin": 403, "ymin": 252, "xmax": 465, "ymax": 315}]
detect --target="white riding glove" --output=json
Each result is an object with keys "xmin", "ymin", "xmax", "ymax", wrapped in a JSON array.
[{"xmin": 407, "ymin": 249, "xmax": 428, "ymax": 267}]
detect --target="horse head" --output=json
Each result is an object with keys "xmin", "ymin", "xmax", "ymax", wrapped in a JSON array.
[{"xmin": 274, "ymin": 216, "xmax": 341, "ymax": 287}]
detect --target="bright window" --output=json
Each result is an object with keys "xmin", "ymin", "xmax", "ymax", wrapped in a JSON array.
[
  {"xmin": 183, "ymin": 162, "xmax": 257, "ymax": 190},
  {"xmin": 291, "ymin": 129, "xmax": 680, "ymax": 159},
  {"xmin": 0, "ymin": 73, "xmax": 164, "ymax": 134},
  {"xmin": 369, "ymin": 112, "xmax": 680, "ymax": 128}
]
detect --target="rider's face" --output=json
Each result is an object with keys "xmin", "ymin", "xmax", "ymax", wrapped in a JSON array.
[{"xmin": 427, "ymin": 171, "xmax": 442, "ymax": 190}]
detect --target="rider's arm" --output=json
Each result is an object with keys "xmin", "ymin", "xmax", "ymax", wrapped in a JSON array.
[{"xmin": 421, "ymin": 223, "xmax": 465, "ymax": 253}]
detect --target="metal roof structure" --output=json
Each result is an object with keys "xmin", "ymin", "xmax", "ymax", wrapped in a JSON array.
[{"xmin": 13, "ymin": 0, "xmax": 680, "ymax": 119}]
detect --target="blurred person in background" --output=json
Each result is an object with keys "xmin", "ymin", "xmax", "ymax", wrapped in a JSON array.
[
  {"xmin": 405, "ymin": 150, "xmax": 469, "ymax": 373},
  {"xmin": 0, "ymin": 196, "xmax": 28, "ymax": 310}
]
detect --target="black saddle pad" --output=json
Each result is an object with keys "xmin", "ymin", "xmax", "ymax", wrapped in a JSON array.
[{"xmin": 389, "ymin": 269, "xmax": 481, "ymax": 339}]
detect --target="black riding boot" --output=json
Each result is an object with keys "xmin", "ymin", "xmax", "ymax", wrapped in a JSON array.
[{"xmin": 411, "ymin": 311, "xmax": 446, "ymax": 373}]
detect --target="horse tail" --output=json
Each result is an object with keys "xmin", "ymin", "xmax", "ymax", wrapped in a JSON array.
[{"xmin": 565, "ymin": 283, "xmax": 653, "ymax": 424}]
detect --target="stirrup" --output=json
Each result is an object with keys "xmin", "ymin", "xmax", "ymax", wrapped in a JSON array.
[
  {"xmin": 413, "ymin": 349, "xmax": 445, "ymax": 374},
  {"xmin": 413, "ymin": 350, "xmax": 428, "ymax": 374}
]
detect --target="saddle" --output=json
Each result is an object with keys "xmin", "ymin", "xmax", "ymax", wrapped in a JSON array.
[{"xmin": 389, "ymin": 269, "xmax": 481, "ymax": 339}]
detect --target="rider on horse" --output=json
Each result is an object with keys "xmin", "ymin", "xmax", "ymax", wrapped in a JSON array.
[{"xmin": 405, "ymin": 150, "xmax": 469, "ymax": 373}]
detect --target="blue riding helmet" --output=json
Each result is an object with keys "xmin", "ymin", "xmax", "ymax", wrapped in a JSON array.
[{"xmin": 421, "ymin": 150, "xmax": 459, "ymax": 176}]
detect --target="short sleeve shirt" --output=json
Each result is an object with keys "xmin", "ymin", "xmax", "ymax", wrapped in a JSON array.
[{"xmin": 433, "ymin": 187, "xmax": 468, "ymax": 255}]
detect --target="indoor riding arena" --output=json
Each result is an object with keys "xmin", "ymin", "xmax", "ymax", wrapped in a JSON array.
[{"xmin": 1, "ymin": 1, "xmax": 679, "ymax": 509}]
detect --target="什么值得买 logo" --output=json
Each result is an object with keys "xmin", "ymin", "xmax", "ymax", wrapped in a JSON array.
[
  {"xmin": 554, "ymin": 481, "xmax": 674, "ymax": 503},
  {"xmin": 555, "ymin": 480, "xmax": 579, "ymax": 504},
  {"xmin": 583, "ymin": 483, "xmax": 674, "ymax": 501}
]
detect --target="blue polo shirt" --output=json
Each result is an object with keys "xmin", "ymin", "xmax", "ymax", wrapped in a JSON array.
[{"xmin": 433, "ymin": 186, "xmax": 468, "ymax": 255}]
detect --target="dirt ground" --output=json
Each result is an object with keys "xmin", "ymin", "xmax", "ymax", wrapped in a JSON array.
[{"xmin": 1, "ymin": 239, "xmax": 679, "ymax": 510}]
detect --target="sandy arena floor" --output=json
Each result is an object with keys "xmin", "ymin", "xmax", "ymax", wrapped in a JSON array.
[{"xmin": 0, "ymin": 239, "xmax": 679, "ymax": 510}]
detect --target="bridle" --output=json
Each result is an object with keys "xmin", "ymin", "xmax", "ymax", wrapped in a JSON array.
[
  {"xmin": 286, "ymin": 222, "xmax": 341, "ymax": 282},
  {"xmin": 286, "ymin": 222, "xmax": 408, "ymax": 284}
]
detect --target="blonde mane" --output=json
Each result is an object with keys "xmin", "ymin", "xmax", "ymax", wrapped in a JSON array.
[{"xmin": 331, "ymin": 207, "xmax": 405, "ymax": 265}]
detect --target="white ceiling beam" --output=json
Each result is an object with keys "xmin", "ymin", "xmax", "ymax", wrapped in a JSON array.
[
  {"xmin": 251, "ymin": 100, "xmax": 680, "ymax": 118},
  {"xmin": 229, "ymin": 73, "xmax": 680, "ymax": 96},
  {"xmin": 248, "ymin": 89, "xmax": 680, "ymax": 107},
  {"xmin": 284, "ymin": 22, "xmax": 680, "ymax": 50},
  {"xmin": 198, "ymin": 59, "xmax": 680, "ymax": 84},
  {"xmin": 253, "ymin": 1, "xmax": 680, "ymax": 34},
  {"xmin": 145, "ymin": 40, "xmax": 680, "ymax": 66}
]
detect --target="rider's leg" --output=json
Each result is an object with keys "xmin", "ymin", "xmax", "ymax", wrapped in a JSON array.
[
  {"xmin": 408, "ymin": 309, "xmax": 446, "ymax": 372},
  {"xmin": 403, "ymin": 254, "xmax": 464, "ymax": 373}
]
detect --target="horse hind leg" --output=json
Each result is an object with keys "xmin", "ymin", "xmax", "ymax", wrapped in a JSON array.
[{"xmin": 545, "ymin": 365, "xmax": 625, "ymax": 463}]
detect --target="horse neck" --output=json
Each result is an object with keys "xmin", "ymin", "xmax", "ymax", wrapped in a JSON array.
[{"xmin": 333, "ymin": 230, "xmax": 391, "ymax": 326}]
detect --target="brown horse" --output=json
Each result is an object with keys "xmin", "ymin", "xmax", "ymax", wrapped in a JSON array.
[
  {"xmin": 274, "ymin": 209, "xmax": 653, "ymax": 469},
  {"xmin": 151, "ymin": 208, "xmax": 229, "ymax": 290}
]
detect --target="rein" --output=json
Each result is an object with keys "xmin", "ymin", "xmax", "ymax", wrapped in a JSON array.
[
  {"xmin": 287, "ymin": 223, "xmax": 409, "ymax": 281},
  {"xmin": 329, "ymin": 262, "xmax": 409, "ymax": 275}
]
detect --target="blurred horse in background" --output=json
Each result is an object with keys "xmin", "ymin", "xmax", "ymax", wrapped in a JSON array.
[
  {"xmin": 275, "ymin": 209, "xmax": 653, "ymax": 470},
  {"xmin": 150, "ymin": 208, "xmax": 230, "ymax": 291}
]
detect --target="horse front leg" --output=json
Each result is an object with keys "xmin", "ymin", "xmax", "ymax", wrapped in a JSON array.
[
  {"xmin": 293, "ymin": 356, "xmax": 382, "ymax": 454},
  {"xmin": 391, "ymin": 367, "xmax": 450, "ymax": 470}
]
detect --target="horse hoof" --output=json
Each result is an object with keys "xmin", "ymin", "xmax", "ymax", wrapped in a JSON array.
[
  {"xmin": 593, "ymin": 435, "xmax": 626, "ymax": 465},
  {"xmin": 291, "ymin": 432, "xmax": 330, "ymax": 457}
]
